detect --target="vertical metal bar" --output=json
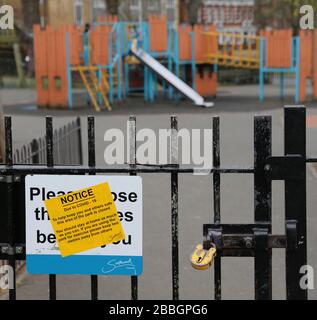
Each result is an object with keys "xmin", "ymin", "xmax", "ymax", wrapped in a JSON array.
[
  {"xmin": 76, "ymin": 117, "xmax": 83, "ymax": 165},
  {"xmin": 171, "ymin": 116, "xmax": 179, "ymax": 300},
  {"xmin": 213, "ymin": 118, "xmax": 220, "ymax": 223},
  {"xmin": 295, "ymin": 37, "xmax": 300, "ymax": 103},
  {"xmin": 284, "ymin": 106, "xmax": 307, "ymax": 300},
  {"xmin": 259, "ymin": 38, "xmax": 265, "ymax": 102},
  {"xmin": 129, "ymin": 115, "xmax": 138, "ymax": 300},
  {"xmin": 5, "ymin": 117, "xmax": 16, "ymax": 300},
  {"xmin": 46, "ymin": 116, "xmax": 56, "ymax": 300},
  {"xmin": 213, "ymin": 117, "xmax": 221, "ymax": 300},
  {"xmin": 254, "ymin": 116, "xmax": 272, "ymax": 300},
  {"xmin": 117, "ymin": 25, "xmax": 122, "ymax": 101},
  {"xmin": 97, "ymin": 68, "xmax": 102, "ymax": 106},
  {"xmin": 88, "ymin": 116, "xmax": 98, "ymax": 300},
  {"xmin": 191, "ymin": 32, "xmax": 196, "ymax": 91},
  {"xmin": 31, "ymin": 139, "xmax": 40, "ymax": 164}
]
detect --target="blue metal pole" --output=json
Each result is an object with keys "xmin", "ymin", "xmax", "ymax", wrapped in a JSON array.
[
  {"xmin": 109, "ymin": 27, "xmax": 114, "ymax": 104},
  {"xmin": 83, "ymin": 31, "xmax": 90, "ymax": 66},
  {"xmin": 149, "ymin": 71, "xmax": 154, "ymax": 102},
  {"xmin": 167, "ymin": 24, "xmax": 173, "ymax": 99},
  {"xmin": 83, "ymin": 30, "xmax": 91, "ymax": 105},
  {"xmin": 98, "ymin": 67, "xmax": 102, "ymax": 105},
  {"xmin": 295, "ymin": 37, "xmax": 300, "ymax": 103},
  {"xmin": 191, "ymin": 32, "xmax": 196, "ymax": 91},
  {"xmin": 109, "ymin": 67, "xmax": 113, "ymax": 104},
  {"xmin": 169, "ymin": 28, "xmax": 178, "ymax": 99},
  {"xmin": 144, "ymin": 66, "xmax": 148, "ymax": 102},
  {"xmin": 117, "ymin": 24, "xmax": 122, "ymax": 101},
  {"xmin": 259, "ymin": 38, "xmax": 265, "ymax": 102}
]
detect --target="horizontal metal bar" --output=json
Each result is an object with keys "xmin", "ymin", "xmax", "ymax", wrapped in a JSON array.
[
  {"xmin": 0, "ymin": 165, "xmax": 254, "ymax": 175},
  {"xmin": 265, "ymin": 155, "xmax": 305, "ymax": 180},
  {"xmin": 204, "ymin": 234, "xmax": 286, "ymax": 250},
  {"xmin": 261, "ymin": 68, "xmax": 297, "ymax": 73},
  {"xmin": 306, "ymin": 157, "xmax": 317, "ymax": 163},
  {"xmin": 0, "ymin": 243, "xmax": 25, "ymax": 260}
]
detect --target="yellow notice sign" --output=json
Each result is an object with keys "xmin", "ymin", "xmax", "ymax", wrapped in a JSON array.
[{"xmin": 44, "ymin": 182, "xmax": 125, "ymax": 257}]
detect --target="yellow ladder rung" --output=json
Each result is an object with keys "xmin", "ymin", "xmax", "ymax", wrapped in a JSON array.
[{"xmin": 78, "ymin": 67, "xmax": 111, "ymax": 112}]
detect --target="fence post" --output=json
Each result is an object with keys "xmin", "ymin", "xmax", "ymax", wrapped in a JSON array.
[
  {"xmin": 5, "ymin": 116, "xmax": 16, "ymax": 300},
  {"xmin": 212, "ymin": 116, "xmax": 221, "ymax": 300},
  {"xmin": 31, "ymin": 139, "xmax": 40, "ymax": 164},
  {"xmin": 76, "ymin": 117, "xmax": 83, "ymax": 165},
  {"xmin": 171, "ymin": 116, "xmax": 179, "ymax": 300},
  {"xmin": 129, "ymin": 115, "xmax": 138, "ymax": 301},
  {"xmin": 254, "ymin": 116, "xmax": 272, "ymax": 300},
  {"xmin": 88, "ymin": 116, "xmax": 98, "ymax": 300},
  {"xmin": 46, "ymin": 116, "xmax": 57, "ymax": 300},
  {"xmin": 284, "ymin": 106, "xmax": 307, "ymax": 300}
]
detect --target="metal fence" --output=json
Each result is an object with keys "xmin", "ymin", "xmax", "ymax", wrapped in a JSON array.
[
  {"xmin": 0, "ymin": 117, "xmax": 82, "ymax": 294},
  {"xmin": 13, "ymin": 118, "xmax": 82, "ymax": 165},
  {"xmin": 0, "ymin": 107, "xmax": 312, "ymax": 300}
]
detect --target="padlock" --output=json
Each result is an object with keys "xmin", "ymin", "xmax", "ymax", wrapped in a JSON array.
[{"xmin": 190, "ymin": 244, "xmax": 217, "ymax": 270}]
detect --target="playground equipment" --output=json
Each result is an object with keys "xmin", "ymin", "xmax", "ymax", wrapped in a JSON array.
[
  {"xmin": 131, "ymin": 41, "xmax": 213, "ymax": 107},
  {"xmin": 74, "ymin": 65, "xmax": 111, "ymax": 112},
  {"xmin": 259, "ymin": 29, "xmax": 300, "ymax": 102},
  {"xmin": 299, "ymin": 29, "xmax": 317, "ymax": 102},
  {"xmin": 33, "ymin": 15, "xmax": 317, "ymax": 110}
]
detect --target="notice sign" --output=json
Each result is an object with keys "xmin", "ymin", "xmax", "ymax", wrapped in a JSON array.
[
  {"xmin": 25, "ymin": 175, "xmax": 142, "ymax": 276},
  {"xmin": 44, "ymin": 183, "xmax": 125, "ymax": 257}
]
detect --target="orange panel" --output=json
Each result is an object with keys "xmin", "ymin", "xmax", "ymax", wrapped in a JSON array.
[
  {"xmin": 37, "ymin": 26, "xmax": 68, "ymax": 107},
  {"xmin": 148, "ymin": 15, "xmax": 168, "ymax": 52},
  {"xmin": 195, "ymin": 68, "xmax": 217, "ymax": 97},
  {"xmin": 194, "ymin": 25, "xmax": 204, "ymax": 62},
  {"xmin": 313, "ymin": 30, "xmax": 317, "ymax": 99},
  {"xmin": 46, "ymin": 26, "xmax": 58, "ymax": 106},
  {"xmin": 66, "ymin": 24, "xmax": 83, "ymax": 66},
  {"xmin": 194, "ymin": 24, "xmax": 217, "ymax": 63},
  {"xmin": 207, "ymin": 25, "xmax": 217, "ymax": 56},
  {"xmin": 34, "ymin": 25, "xmax": 49, "ymax": 107},
  {"xmin": 178, "ymin": 25, "xmax": 192, "ymax": 61},
  {"xmin": 55, "ymin": 26, "xmax": 68, "ymax": 106},
  {"xmin": 265, "ymin": 29, "xmax": 292, "ymax": 68},
  {"xmin": 300, "ymin": 30, "xmax": 311, "ymax": 102},
  {"xmin": 90, "ymin": 25, "xmax": 111, "ymax": 65}
]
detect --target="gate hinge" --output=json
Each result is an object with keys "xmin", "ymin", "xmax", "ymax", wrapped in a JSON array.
[{"xmin": 264, "ymin": 155, "xmax": 305, "ymax": 180}]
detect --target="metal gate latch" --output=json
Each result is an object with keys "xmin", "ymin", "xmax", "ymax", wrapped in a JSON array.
[{"xmin": 190, "ymin": 244, "xmax": 216, "ymax": 270}]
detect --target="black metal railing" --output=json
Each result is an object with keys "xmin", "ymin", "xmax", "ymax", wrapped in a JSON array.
[
  {"xmin": 0, "ymin": 117, "xmax": 83, "ymax": 298},
  {"xmin": 0, "ymin": 106, "xmax": 312, "ymax": 300},
  {"xmin": 13, "ymin": 118, "xmax": 82, "ymax": 165}
]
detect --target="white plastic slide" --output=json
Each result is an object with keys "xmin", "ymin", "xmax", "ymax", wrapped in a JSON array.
[{"xmin": 130, "ymin": 45, "xmax": 214, "ymax": 108}]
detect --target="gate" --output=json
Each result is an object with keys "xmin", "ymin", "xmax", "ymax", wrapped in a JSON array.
[{"xmin": 0, "ymin": 106, "xmax": 311, "ymax": 300}]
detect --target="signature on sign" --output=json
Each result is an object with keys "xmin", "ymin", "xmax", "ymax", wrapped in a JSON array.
[{"xmin": 102, "ymin": 258, "xmax": 136, "ymax": 275}]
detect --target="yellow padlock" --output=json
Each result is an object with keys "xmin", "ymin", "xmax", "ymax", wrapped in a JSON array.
[{"xmin": 190, "ymin": 244, "xmax": 217, "ymax": 270}]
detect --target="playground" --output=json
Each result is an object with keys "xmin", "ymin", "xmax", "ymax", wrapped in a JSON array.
[
  {"xmin": 1, "ymin": 1, "xmax": 317, "ymax": 302},
  {"xmin": 31, "ymin": 14, "xmax": 317, "ymax": 112}
]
